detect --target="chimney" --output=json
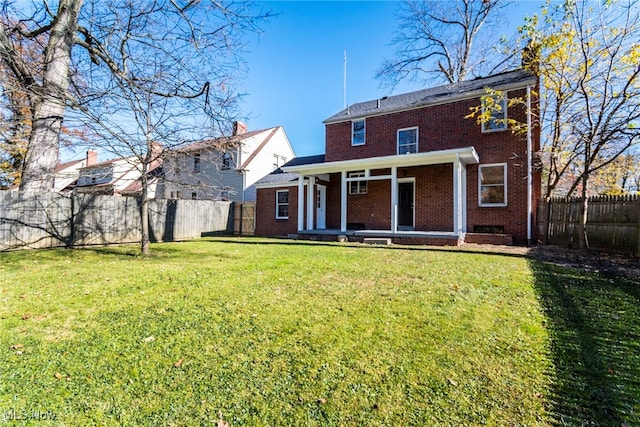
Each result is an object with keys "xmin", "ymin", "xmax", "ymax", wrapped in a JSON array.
[
  {"xmin": 150, "ymin": 141, "xmax": 163, "ymax": 158},
  {"xmin": 86, "ymin": 150, "xmax": 98, "ymax": 166},
  {"xmin": 233, "ymin": 121, "xmax": 248, "ymax": 136}
]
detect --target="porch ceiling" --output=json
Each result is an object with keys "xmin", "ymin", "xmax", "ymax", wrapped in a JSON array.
[{"xmin": 281, "ymin": 146, "xmax": 479, "ymax": 175}]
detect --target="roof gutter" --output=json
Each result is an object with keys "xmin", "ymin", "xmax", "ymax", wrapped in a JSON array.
[{"xmin": 281, "ymin": 147, "xmax": 480, "ymax": 175}]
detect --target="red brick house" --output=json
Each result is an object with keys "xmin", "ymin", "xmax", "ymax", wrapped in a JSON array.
[{"xmin": 255, "ymin": 69, "xmax": 540, "ymax": 245}]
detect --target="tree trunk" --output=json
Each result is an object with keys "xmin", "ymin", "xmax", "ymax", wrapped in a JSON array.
[
  {"xmin": 19, "ymin": 0, "xmax": 83, "ymax": 192},
  {"xmin": 140, "ymin": 172, "xmax": 150, "ymax": 256},
  {"xmin": 577, "ymin": 175, "xmax": 589, "ymax": 250}
]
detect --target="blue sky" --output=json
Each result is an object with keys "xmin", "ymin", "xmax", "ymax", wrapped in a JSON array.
[{"xmin": 240, "ymin": 0, "xmax": 545, "ymax": 158}]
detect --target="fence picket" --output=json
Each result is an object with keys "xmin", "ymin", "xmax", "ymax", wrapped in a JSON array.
[
  {"xmin": 0, "ymin": 192, "xmax": 233, "ymax": 251},
  {"xmin": 538, "ymin": 194, "xmax": 640, "ymax": 256}
]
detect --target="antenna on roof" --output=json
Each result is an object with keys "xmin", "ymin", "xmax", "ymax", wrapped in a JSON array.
[{"xmin": 343, "ymin": 50, "xmax": 347, "ymax": 110}]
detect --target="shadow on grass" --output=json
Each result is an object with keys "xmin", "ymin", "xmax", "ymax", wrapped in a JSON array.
[{"xmin": 529, "ymin": 259, "xmax": 640, "ymax": 425}]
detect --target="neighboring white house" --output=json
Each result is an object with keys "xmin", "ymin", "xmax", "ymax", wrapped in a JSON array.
[
  {"xmin": 74, "ymin": 145, "xmax": 164, "ymax": 197},
  {"xmin": 51, "ymin": 150, "xmax": 98, "ymax": 193},
  {"xmin": 162, "ymin": 122, "xmax": 295, "ymax": 202}
]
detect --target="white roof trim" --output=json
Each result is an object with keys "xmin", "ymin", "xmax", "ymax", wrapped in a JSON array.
[
  {"xmin": 281, "ymin": 147, "xmax": 480, "ymax": 175},
  {"xmin": 254, "ymin": 178, "xmax": 310, "ymax": 189}
]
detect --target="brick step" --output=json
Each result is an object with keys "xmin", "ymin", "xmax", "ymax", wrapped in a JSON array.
[
  {"xmin": 363, "ymin": 238, "xmax": 392, "ymax": 245},
  {"xmin": 464, "ymin": 233, "xmax": 513, "ymax": 245}
]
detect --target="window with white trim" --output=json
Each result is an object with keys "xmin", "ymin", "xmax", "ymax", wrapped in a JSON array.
[
  {"xmin": 481, "ymin": 95, "xmax": 508, "ymax": 132},
  {"xmin": 222, "ymin": 152, "xmax": 231, "ymax": 170},
  {"xmin": 348, "ymin": 171, "xmax": 367, "ymax": 195},
  {"xmin": 276, "ymin": 190, "xmax": 289, "ymax": 219},
  {"xmin": 479, "ymin": 163, "xmax": 507, "ymax": 206},
  {"xmin": 352, "ymin": 120, "xmax": 365, "ymax": 146},
  {"xmin": 397, "ymin": 127, "xmax": 418, "ymax": 154}
]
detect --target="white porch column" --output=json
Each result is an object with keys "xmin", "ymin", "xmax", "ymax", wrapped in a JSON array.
[
  {"xmin": 453, "ymin": 158, "xmax": 464, "ymax": 236},
  {"xmin": 390, "ymin": 166, "xmax": 398, "ymax": 233},
  {"xmin": 297, "ymin": 174, "xmax": 305, "ymax": 231},
  {"xmin": 340, "ymin": 171, "xmax": 347, "ymax": 232},
  {"xmin": 307, "ymin": 176, "xmax": 314, "ymax": 230},
  {"xmin": 461, "ymin": 162, "xmax": 467, "ymax": 233}
]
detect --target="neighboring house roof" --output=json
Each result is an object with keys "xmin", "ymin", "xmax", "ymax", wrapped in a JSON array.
[
  {"xmin": 120, "ymin": 160, "xmax": 164, "ymax": 195},
  {"xmin": 255, "ymin": 155, "xmax": 326, "ymax": 187},
  {"xmin": 76, "ymin": 155, "xmax": 164, "ymax": 195},
  {"xmin": 54, "ymin": 159, "xmax": 83, "ymax": 173},
  {"xmin": 172, "ymin": 126, "xmax": 280, "ymax": 154},
  {"xmin": 325, "ymin": 69, "xmax": 537, "ymax": 124},
  {"xmin": 79, "ymin": 157, "xmax": 121, "ymax": 169}
]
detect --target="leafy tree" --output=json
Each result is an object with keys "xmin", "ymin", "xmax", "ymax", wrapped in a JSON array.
[
  {"xmin": 521, "ymin": 0, "xmax": 640, "ymax": 247},
  {"xmin": 1, "ymin": 0, "xmax": 270, "ymax": 254},
  {"xmin": 377, "ymin": 0, "xmax": 513, "ymax": 87}
]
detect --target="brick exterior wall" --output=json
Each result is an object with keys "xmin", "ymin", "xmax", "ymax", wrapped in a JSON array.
[
  {"xmin": 256, "ymin": 85, "xmax": 541, "ymax": 245},
  {"xmin": 255, "ymin": 186, "xmax": 303, "ymax": 237}
]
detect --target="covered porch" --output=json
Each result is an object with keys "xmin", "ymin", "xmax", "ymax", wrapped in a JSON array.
[{"xmin": 281, "ymin": 147, "xmax": 480, "ymax": 241}]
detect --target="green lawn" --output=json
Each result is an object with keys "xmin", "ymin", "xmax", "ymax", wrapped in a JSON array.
[{"xmin": 0, "ymin": 238, "xmax": 638, "ymax": 425}]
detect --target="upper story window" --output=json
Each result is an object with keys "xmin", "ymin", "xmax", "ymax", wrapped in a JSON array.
[
  {"xmin": 276, "ymin": 190, "xmax": 289, "ymax": 219},
  {"xmin": 352, "ymin": 119, "xmax": 366, "ymax": 146},
  {"xmin": 479, "ymin": 163, "xmax": 507, "ymax": 206},
  {"xmin": 348, "ymin": 171, "xmax": 367, "ymax": 195},
  {"xmin": 481, "ymin": 95, "xmax": 508, "ymax": 132},
  {"xmin": 222, "ymin": 152, "xmax": 231, "ymax": 170},
  {"xmin": 397, "ymin": 127, "xmax": 418, "ymax": 154},
  {"xmin": 193, "ymin": 154, "xmax": 201, "ymax": 173}
]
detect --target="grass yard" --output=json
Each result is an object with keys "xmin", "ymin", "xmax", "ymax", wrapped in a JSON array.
[{"xmin": 0, "ymin": 238, "xmax": 638, "ymax": 425}]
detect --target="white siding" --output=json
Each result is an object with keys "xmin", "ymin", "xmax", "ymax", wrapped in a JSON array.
[
  {"xmin": 242, "ymin": 127, "xmax": 295, "ymax": 201},
  {"xmin": 163, "ymin": 126, "xmax": 295, "ymax": 202}
]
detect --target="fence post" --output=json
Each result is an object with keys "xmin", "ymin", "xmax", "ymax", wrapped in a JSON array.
[{"xmin": 542, "ymin": 200, "xmax": 550, "ymax": 244}]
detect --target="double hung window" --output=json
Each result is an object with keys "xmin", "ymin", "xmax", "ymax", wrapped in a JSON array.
[
  {"xmin": 397, "ymin": 127, "xmax": 418, "ymax": 154},
  {"xmin": 276, "ymin": 190, "xmax": 289, "ymax": 219},
  {"xmin": 348, "ymin": 171, "xmax": 367, "ymax": 195},
  {"xmin": 352, "ymin": 120, "xmax": 365, "ymax": 146},
  {"xmin": 479, "ymin": 164, "xmax": 507, "ymax": 206}
]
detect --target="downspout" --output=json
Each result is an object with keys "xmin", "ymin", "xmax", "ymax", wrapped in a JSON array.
[
  {"xmin": 526, "ymin": 85, "xmax": 533, "ymax": 245},
  {"xmin": 241, "ymin": 169, "xmax": 246, "ymax": 202}
]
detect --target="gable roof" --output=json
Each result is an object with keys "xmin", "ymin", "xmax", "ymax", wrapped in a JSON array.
[
  {"xmin": 54, "ymin": 159, "xmax": 83, "ymax": 173},
  {"xmin": 239, "ymin": 126, "xmax": 280, "ymax": 169},
  {"xmin": 120, "ymin": 160, "xmax": 164, "ymax": 194},
  {"xmin": 325, "ymin": 69, "xmax": 537, "ymax": 124},
  {"xmin": 172, "ymin": 126, "xmax": 280, "ymax": 154},
  {"xmin": 254, "ymin": 155, "xmax": 325, "ymax": 187}
]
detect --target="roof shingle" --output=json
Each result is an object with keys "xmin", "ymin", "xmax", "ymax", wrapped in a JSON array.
[{"xmin": 324, "ymin": 69, "xmax": 536, "ymax": 124}]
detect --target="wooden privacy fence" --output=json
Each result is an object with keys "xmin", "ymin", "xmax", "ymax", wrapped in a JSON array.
[
  {"xmin": 233, "ymin": 202, "xmax": 256, "ymax": 235},
  {"xmin": 537, "ymin": 194, "xmax": 640, "ymax": 256},
  {"xmin": 0, "ymin": 191, "xmax": 233, "ymax": 251}
]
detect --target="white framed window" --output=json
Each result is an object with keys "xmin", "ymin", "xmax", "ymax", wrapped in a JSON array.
[
  {"xmin": 348, "ymin": 171, "xmax": 367, "ymax": 195},
  {"xmin": 481, "ymin": 95, "xmax": 508, "ymax": 132},
  {"xmin": 276, "ymin": 190, "xmax": 289, "ymax": 219},
  {"xmin": 222, "ymin": 152, "xmax": 231, "ymax": 170},
  {"xmin": 273, "ymin": 154, "xmax": 280, "ymax": 170},
  {"xmin": 479, "ymin": 163, "xmax": 507, "ymax": 206},
  {"xmin": 352, "ymin": 119, "xmax": 366, "ymax": 146},
  {"xmin": 397, "ymin": 127, "xmax": 418, "ymax": 154}
]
